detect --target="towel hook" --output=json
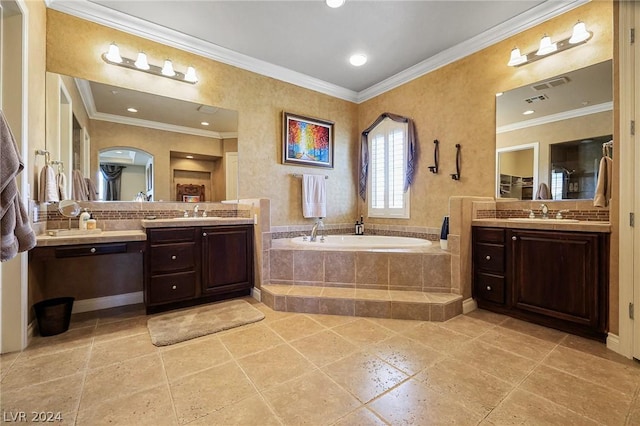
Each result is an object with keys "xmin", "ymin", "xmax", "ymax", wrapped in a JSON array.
[
  {"xmin": 50, "ymin": 160, "xmax": 64, "ymax": 173},
  {"xmin": 35, "ymin": 149, "xmax": 50, "ymax": 165},
  {"xmin": 428, "ymin": 139, "xmax": 439, "ymax": 174},
  {"xmin": 450, "ymin": 144, "xmax": 461, "ymax": 180}
]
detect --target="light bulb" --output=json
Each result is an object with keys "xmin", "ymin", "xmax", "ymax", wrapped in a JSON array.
[
  {"xmin": 161, "ymin": 59, "xmax": 175, "ymax": 77},
  {"xmin": 184, "ymin": 66, "xmax": 198, "ymax": 83},
  {"xmin": 349, "ymin": 54, "xmax": 367, "ymax": 66},
  {"xmin": 105, "ymin": 43, "xmax": 122, "ymax": 63},
  {"xmin": 507, "ymin": 47, "xmax": 527, "ymax": 66},
  {"xmin": 569, "ymin": 21, "xmax": 590, "ymax": 44},
  {"xmin": 326, "ymin": 0, "xmax": 345, "ymax": 7},
  {"xmin": 134, "ymin": 52, "xmax": 150, "ymax": 70},
  {"xmin": 536, "ymin": 35, "xmax": 557, "ymax": 56}
]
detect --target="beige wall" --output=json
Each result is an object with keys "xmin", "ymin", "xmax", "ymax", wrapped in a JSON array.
[{"xmin": 499, "ymin": 149, "xmax": 534, "ymax": 178}]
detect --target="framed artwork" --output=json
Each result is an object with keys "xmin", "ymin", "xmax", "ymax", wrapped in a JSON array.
[
  {"xmin": 182, "ymin": 195, "xmax": 200, "ymax": 203},
  {"xmin": 283, "ymin": 112, "xmax": 334, "ymax": 168}
]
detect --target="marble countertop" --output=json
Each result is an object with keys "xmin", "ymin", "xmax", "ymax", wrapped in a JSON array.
[
  {"xmin": 35, "ymin": 230, "xmax": 147, "ymax": 247},
  {"xmin": 141, "ymin": 217, "xmax": 254, "ymax": 228},
  {"xmin": 472, "ymin": 218, "xmax": 611, "ymax": 233}
]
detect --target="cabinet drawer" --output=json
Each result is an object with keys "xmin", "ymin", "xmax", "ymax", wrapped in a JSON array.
[
  {"xmin": 148, "ymin": 271, "xmax": 196, "ymax": 304},
  {"xmin": 474, "ymin": 243, "xmax": 504, "ymax": 273},
  {"xmin": 474, "ymin": 227, "xmax": 504, "ymax": 243},
  {"xmin": 148, "ymin": 228, "xmax": 195, "ymax": 243},
  {"xmin": 55, "ymin": 243, "xmax": 127, "ymax": 258},
  {"xmin": 149, "ymin": 243, "xmax": 196, "ymax": 273},
  {"xmin": 475, "ymin": 273, "xmax": 505, "ymax": 304}
]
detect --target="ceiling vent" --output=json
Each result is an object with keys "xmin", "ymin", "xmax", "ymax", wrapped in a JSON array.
[
  {"xmin": 531, "ymin": 76, "xmax": 570, "ymax": 91},
  {"xmin": 524, "ymin": 94, "xmax": 548, "ymax": 104}
]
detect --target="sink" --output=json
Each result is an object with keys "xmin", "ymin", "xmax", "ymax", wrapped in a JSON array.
[
  {"xmin": 507, "ymin": 218, "xmax": 580, "ymax": 223},
  {"xmin": 47, "ymin": 228, "xmax": 103, "ymax": 237}
]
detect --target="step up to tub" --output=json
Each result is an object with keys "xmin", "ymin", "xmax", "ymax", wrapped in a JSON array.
[{"xmin": 261, "ymin": 284, "xmax": 462, "ymax": 322}]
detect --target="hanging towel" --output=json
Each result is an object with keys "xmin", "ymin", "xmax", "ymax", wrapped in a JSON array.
[
  {"xmin": 593, "ymin": 156, "xmax": 612, "ymax": 207},
  {"xmin": 38, "ymin": 165, "xmax": 59, "ymax": 203},
  {"xmin": 72, "ymin": 169, "xmax": 88, "ymax": 201},
  {"xmin": 535, "ymin": 183, "xmax": 550, "ymax": 200},
  {"xmin": 0, "ymin": 110, "xmax": 36, "ymax": 262},
  {"xmin": 57, "ymin": 172, "xmax": 68, "ymax": 200},
  {"xmin": 85, "ymin": 178, "xmax": 98, "ymax": 201},
  {"xmin": 302, "ymin": 174, "xmax": 326, "ymax": 218}
]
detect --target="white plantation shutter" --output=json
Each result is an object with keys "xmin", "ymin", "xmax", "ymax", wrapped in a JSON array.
[{"xmin": 367, "ymin": 118, "xmax": 410, "ymax": 218}]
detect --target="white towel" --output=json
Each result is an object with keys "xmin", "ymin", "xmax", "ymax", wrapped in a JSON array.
[
  {"xmin": 535, "ymin": 183, "xmax": 550, "ymax": 200},
  {"xmin": 57, "ymin": 172, "xmax": 68, "ymax": 200},
  {"xmin": 302, "ymin": 174, "xmax": 326, "ymax": 218},
  {"xmin": 593, "ymin": 156, "xmax": 612, "ymax": 207},
  {"xmin": 38, "ymin": 165, "xmax": 59, "ymax": 203}
]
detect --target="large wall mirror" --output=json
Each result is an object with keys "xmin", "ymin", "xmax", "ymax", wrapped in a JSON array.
[
  {"xmin": 45, "ymin": 72, "xmax": 239, "ymax": 203},
  {"xmin": 496, "ymin": 60, "xmax": 612, "ymax": 200}
]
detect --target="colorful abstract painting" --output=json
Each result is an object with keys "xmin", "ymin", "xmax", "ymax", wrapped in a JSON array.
[{"xmin": 283, "ymin": 112, "xmax": 334, "ymax": 168}]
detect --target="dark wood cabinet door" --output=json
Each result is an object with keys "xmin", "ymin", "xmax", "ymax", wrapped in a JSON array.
[
  {"xmin": 509, "ymin": 229, "xmax": 600, "ymax": 328},
  {"xmin": 201, "ymin": 226, "xmax": 254, "ymax": 294}
]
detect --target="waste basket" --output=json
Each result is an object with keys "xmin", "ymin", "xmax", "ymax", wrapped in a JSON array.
[{"xmin": 33, "ymin": 297, "xmax": 75, "ymax": 336}]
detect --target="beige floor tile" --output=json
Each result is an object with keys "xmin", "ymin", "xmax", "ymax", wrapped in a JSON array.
[
  {"xmin": 331, "ymin": 318, "xmax": 394, "ymax": 346},
  {"xmin": 401, "ymin": 322, "xmax": 472, "ymax": 353},
  {"xmin": 93, "ymin": 316, "xmax": 149, "ymax": 343},
  {"xmin": 542, "ymin": 345, "xmax": 640, "ymax": 396},
  {"xmin": 290, "ymin": 329, "xmax": 359, "ymax": 367},
  {"xmin": 415, "ymin": 357, "xmax": 514, "ymax": 416},
  {"xmin": 482, "ymin": 388, "xmax": 600, "ymax": 425},
  {"xmin": 0, "ymin": 372, "xmax": 84, "ymax": 425},
  {"xmin": 323, "ymin": 351, "xmax": 409, "ymax": 403},
  {"xmin": 170, "ymin": 362, "xmax": 258, "ymax": 424},
  {"xmin": 440, "ymin": 314, "xmax": 496, "ymax": 337},
  {"xmin": 288, "ymin": 286, "xmax": 323, "ymax": 296},
  {"xmin": 262, "ymin": 370, "xmax": 361, "ymax": 425},
  {"xmin": 481, "ymin": 326, "xmax": 557, "ymax": 362},
  {"xmin": 161, "ymin": 336, "xmax": 233, "ymax": 382},
  {"xmin": 520, "ymin": 365, "xmax": 632, "ymax": 425},
  {"xmin": 560, "ymin": 333, "xmax": 637, "ymax": 366},
  {"xmin": 77, "ymin": 384, "xmax": 176, "ymax": 426},
  {"xmin": 267, "ymin": 314, "xmax": 327, "ymax": 341},
  {"xmin": 370, "ymin": 334, "xmax": 444, "ymax": 375},
  {"xmin": 305, "ymin": 313, "xmax": 358, "ymax": 328},
  {"xmin": 80, "ymin": 353, "xmax": 166, "ymax": 411},
  {"xmin": 1, "ymin": 346, "xmax": 89, "ymax": 389},
  {"xmin": 355, "ymin": 289, "xmax": 390, "ymax": 301},
  {"xmin": 94, "ymin": 304, "xmax": 146, "ymax": 325},
  {"xmin": 218, "ymin": 323, "xmax": 285, "ymax": 358},
  {"xmin": 627, "ymin": 394, "xmax": 640, "ymax": 426},
  {"xmin": 0, "ymin": 351, "xmax": 20, "ymax": 380},
  {"xmin": 261, "ymin": 284, "xmax": 293, "ymax": 295},
  {"xmin": 499, "ymin": 317, "xmax": 568, "ymax": 343},
  {"xmin": 450, "ymin": 340, "xmax": 537, "ymax": 385},
  {"xmin": 24, "ymin": 326, "xmax": 95, "ymax": 358},
  {"xmin": 388, "ymin": 290, "xmax": 427, "ymax": 302},
  {"xmin": 366, "ymin": 317, "xmax": 420, "ymax": 333},
  {"xmin": 368, "ymin": 378, "xmax": 482, "ymax": 425},
  {"xmin": 332, "ymin": 407, "xmax": 387, "ymax": 426},
  {"xmin": 88, "ymin": 333, "xmax": 158, "ymax": 369},
  {"xmin": 254, "ymin": 303, "xmax": 294, "ymax": 323},
  {"xmin": 464, "ymin": 308, "xmax": 509, "ymax": 325},
  {"xmin": 236, "ymin": 343, "xmax": 315, "ymax": 390},
  {"xmin": 187, "ymin": 394, "xmax": 281, "ymax": 425},
  {"xmin": 68, "ymin": 311, "xmax": 99, "ymax": 331}
]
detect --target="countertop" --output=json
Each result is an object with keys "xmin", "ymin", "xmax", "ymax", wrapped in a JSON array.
[
  {"xmin": 472, "ymin": 218, "xmax": 611, "ymax": 233},
  {"xmin": 35, "ymin": 230, "xmax": 147, "ymax": 247},
  {"xmin": 141, "ymin": 217, "xmax": 254, "ymax": 228}
]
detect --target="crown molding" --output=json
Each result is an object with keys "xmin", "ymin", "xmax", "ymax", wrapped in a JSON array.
[
  {"xmin": 496, "ymin": 101, "xmax": 613, "ymax": 134},
  {"xmin": 49, "ymin": 0, "xmax": 588, "ymax": 104}
]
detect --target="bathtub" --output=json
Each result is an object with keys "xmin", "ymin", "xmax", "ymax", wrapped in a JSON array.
[{"xmin": 290, "ymin": 234, "xmax": 432, "ymax": 249}]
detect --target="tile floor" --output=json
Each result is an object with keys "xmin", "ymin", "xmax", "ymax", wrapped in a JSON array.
[{"xmin": 1, "ymin": 297, "xmax": 640, "ymax": 425}]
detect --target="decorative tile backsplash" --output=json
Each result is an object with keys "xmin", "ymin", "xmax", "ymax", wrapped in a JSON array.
[{"xmin": 477, "ymin": 208, "xmax": 609, "ymax": 222}]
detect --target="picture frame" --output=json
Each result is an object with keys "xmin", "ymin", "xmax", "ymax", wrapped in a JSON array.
[
  {"xmin": 283, "ymin": 112, "xmax": 334, "ymax": 168},
  {"xmin": 182, "ymin": 195, "xmax": 200, "ymax": 203}
]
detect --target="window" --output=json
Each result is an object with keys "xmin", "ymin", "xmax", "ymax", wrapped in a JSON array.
[{"xmin": 367, "ymin": 118, "xmax": 410, "ymax": 218}]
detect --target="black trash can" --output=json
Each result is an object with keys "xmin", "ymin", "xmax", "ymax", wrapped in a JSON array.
[{"xmin": 34, "ymin": 297, "xmax": 75, "ymax": 337}]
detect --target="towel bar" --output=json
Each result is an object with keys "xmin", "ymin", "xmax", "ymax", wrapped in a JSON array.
[{"xmin": 292, "ymin": 173, "xmax": 328, "ymax": 179}]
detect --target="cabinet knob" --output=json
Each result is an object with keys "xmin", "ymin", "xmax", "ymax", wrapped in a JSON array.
[
  {"xmin": 512, "ymin": 236, "xmax": 517, "ymax": 241},
  {"xmin": 202, "ymin": 232, "xmax": 207, "ymax": 237},
  {"xmin": 171, "ymin": 255, "xmax": 177, "ymax": 260},
  {"xmin": 485, "ymin": 255, "xmax": 491, "ymax": 261},
  {"xmin": 90, "ymin": 247, "xmax": 96, "ymax": 253},
  {"xmin": 486, "ymin": 285, "xmax": 492, "ymax": 291},
  {"xmin": 172, "ymin": 285, "xmax": 177, "ymax": 290}
]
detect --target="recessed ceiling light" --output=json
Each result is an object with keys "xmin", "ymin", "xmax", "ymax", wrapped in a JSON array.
[
  {"xmin": 186, "ymin": 155, "xmax": 194, "ymax": 159},
  {"xmin": 349, "ymin": 54, "xmax": 367, "ymax": 67},
  {"xmin": 523, "ymin": 110, "xmax": 535, "ymax": 115},
  {"xmin": 127, "ymin": 107, "xmax": 138, "ymax": 113},
  {"xmin": 201, "ymin": 121, "xmax": 209, "ymax": 126},
  {"xmin": 496, "ymin": 92, "xmax": 504, "ymax": 97},
  {"xmin": 326, "ymin": 0, "xmax": 345, "ymax": 8}
]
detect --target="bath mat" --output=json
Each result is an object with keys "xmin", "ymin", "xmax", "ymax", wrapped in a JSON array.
[{"xmin": 147, "ymin": 299, "xmax": 265, "ymax": 346}]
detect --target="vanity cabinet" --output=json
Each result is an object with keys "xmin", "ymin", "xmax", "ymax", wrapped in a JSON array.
[
  {"xmin": 144, "ymin": 224, "xmax": 254, "ymax": 313},
  {"xmin": 473, "ymin": 226, "xmax": 609, "ymax": 341}
]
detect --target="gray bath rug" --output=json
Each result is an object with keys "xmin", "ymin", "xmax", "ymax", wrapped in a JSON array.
[{"xmin": 147, "ymin": 299, "xmax": 265, "ymax": 346}]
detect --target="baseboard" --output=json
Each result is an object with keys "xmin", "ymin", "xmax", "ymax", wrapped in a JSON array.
[
  {"xmin": 71, "ymin": 291, "xmax": 143, "ymax": 314},
  {"xmin": 462, "ymin": 297, "xmax": 477, "ymax": 314},
  {"xmin": 251, "ymin": 287, "xmax": 262, "ymax": 302},
  {"xmin": 606, "ymin": 332, "xmax": 622, "ymax": 355}
]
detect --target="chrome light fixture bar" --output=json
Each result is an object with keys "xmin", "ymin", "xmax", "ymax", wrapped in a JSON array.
[
  {"xmin": 101, "ymin": 43, "xmax": 198, "ymax": 84},
  {"xmin": 508, "ymin": 21, "xmax": 592, "ymax": 67}
]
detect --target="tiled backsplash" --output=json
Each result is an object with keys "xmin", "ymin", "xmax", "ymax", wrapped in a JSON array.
[{"xmin": 477, "ymin": 208, "xmax": 610, "ymax": 221}]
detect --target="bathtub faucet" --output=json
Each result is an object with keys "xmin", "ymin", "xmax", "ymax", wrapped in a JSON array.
[{"xmin": 310, "ymin": 219, "xmax": 324, "ymax": 242}]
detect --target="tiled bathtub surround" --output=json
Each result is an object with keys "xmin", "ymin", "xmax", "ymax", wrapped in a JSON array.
[{"xmin": 268, "ymin": 223, "xmax": 441, "ymax": 242}]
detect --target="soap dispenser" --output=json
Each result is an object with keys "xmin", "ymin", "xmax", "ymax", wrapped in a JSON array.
[{"xmin": 79, "ymin": 208, "xmax": 90, "ymax": 230}]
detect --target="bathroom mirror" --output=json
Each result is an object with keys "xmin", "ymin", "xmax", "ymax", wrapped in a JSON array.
[
  {"xmin": 496, "ymin": 60, "xmax": 613, "ymax": 200},
  {"xmin": 45, "ymin": 72, "xmax": 239, "ymax": 203}
]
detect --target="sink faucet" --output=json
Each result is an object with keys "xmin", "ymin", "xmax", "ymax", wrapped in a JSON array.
[
  {"xmin": 540, "ymin": 203, "xmax": 549, "ymax": 219},
  {"xmin": 193, "ymin": 205, "xmax": 199, "ymax": 217},
  {"xmin": 310, "ymin": 219, "xmax": 324, "ymax": 242}
]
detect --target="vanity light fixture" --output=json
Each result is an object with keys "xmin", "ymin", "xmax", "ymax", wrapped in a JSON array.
[
  {"xmin": 507, "ymin": 21, "xmax": 592, "ymax": 67},
  {"xmin": 101, "ymin": 43, "xmax": 198, "ymax": 84}
]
